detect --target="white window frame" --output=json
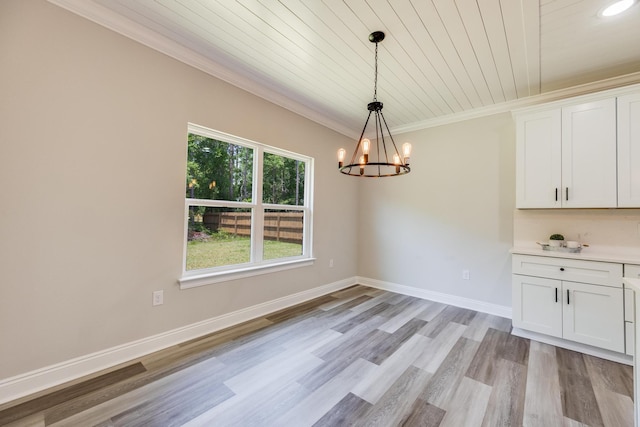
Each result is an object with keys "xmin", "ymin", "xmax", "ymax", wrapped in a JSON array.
[{"xmin": 179, "ymin": 123, "xmax": 314, "ymax": 289}]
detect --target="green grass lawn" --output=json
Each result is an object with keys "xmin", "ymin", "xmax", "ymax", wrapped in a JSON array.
[{"xmin": 186, "ymin": 235, "xmax": 302, "ymax": 270}]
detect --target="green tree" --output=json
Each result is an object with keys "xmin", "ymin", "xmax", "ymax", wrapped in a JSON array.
[
  {"xmin": 186, "ymin": 134, "xmax": 253, "ymax": 202},
  {"xmin": 263, "ymin": 152, "xmax": 304, "ymax": 205}
]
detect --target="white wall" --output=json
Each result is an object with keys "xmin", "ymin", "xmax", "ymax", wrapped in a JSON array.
[
  {"xmin": 357, "ymin": 113, "xmax": 516, "ymax": 308},
  {"xmin": 0, "ymin": 0, "xmax": 357, "ymax": 381},
  {"xmin": 514, "ymin": 209, "xmax": 640, "ymax": 257}
]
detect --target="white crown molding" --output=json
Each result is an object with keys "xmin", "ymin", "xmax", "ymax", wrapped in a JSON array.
[
  {"xmin": 510, "ymin": 81, "xmax": 640, "ymax": 116},
  {"xmin": 391, "ymin": 72, "xmax": 640, "ymax": 135},
  {"xmin": 46, "ymin": 0, "xmax": 359, "ymax": 139},
  {"xmin": 356, "ymin": 276, "xmax": 512, "ymax": 319},
  {"xmin": 0, "ymin": 277, "xmax": 357, "ymax": 405},
  {"xmin": 46, "ymin": 1, "xmax": 640, "ymax": 140}
]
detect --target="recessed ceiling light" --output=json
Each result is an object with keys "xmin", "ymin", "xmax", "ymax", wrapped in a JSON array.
[{"xmin": 600, "ymin": 0, "xmax": 636, "ymax": 17}]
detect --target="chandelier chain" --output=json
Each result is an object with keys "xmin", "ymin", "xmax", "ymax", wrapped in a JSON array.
[{"xmin": 373, "ymin": 42, "xmax": 378, "ymax": 102}]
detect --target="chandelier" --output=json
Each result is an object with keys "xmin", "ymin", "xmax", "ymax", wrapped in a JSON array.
[{"xmin": 338, "ymin": 31, "xmax": 412, "ymax": 177}]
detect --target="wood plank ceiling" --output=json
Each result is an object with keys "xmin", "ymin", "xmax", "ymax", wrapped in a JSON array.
[{"xmin": 50, "ymin": 0, "xmax": 640, "ymax": 137}]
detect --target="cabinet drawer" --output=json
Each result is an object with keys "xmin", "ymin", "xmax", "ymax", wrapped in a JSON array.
[
  {"xmin": 512, "ymin": 255, "xmax": 623, "ymax": 287},
  {"xmin": 625, "ymin": 264, "xmax": 640, "ymax": 279}
]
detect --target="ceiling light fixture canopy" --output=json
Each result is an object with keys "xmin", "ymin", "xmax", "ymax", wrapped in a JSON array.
[{"xmin": 337, "ymin": 31, "xmax": 411, "ymax": 177}]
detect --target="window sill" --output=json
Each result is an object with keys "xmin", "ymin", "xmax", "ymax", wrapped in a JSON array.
[{"xmin": 178, "ymin": 258, "xmax": 316, "ymax": 289}]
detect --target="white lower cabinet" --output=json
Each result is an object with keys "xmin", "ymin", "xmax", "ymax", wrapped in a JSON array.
[
  {"xmin": 562, "ymin": 281, "xmax": 623, "ymax": 351},
  {"xmin": 513, "ymin": 274, "xmax": 562, "ymax": 337},
  {"xmin": 512, "ymin": 254, "xmax": 625, "ymax": 353},
  {"xmin": 624, "ymin": 264, "xmax": 640, "ymax": 356},
  {"xmin": 625, "ymin": 321, "xmax": 634, "ymax": 356}
]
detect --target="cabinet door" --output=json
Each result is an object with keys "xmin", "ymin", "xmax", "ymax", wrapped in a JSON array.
[
  {"xmin": 625, "ymin": 321, "xmax": 634, "ymax": 356},
  {"xmin": 625, "ymin": 264, "xmax": 640, "ymax": 280},
  {"xmin": 563, "ymin": 281, "xmax": 624, "ymax": 352},
  {"xmin": 512, "ymin": 275, "xmax": 562, "ymax": 337},
  {"xmin": 618, "ymin": 92, "xmax": 640, "ymax": 207},
  {"xmin": 515, "ymin": 109, "xmax": 562, "ymax": 208},
  {"xmin": 624, "ymin": 268, "xmax": 638, "ymax": 355},
  {"xmin": 561, "ymin": 98, "xmax": 617, "ymax": 208}
]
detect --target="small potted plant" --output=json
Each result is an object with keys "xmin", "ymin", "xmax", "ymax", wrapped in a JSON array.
[{"xmin": 549, "ymin": 233, "xmax": 565, "ymax": 247}]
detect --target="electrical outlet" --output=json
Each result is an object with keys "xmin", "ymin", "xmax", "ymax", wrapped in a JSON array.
[
  {"xmin": 329, "ymin": 259, "xmax": 334, "ymax": 268},
  {"xmin": 152, "ymin": 290, "xmax": 164, "ymax": 306},
  {"xmin": 462, "ymin": 270, "xmax": 470, "ymax": 280}
]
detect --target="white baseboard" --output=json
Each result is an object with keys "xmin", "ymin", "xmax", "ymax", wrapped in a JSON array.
[
  {"xmin": 511, "ymin": 327, "xmax": 633, "ymax": 365},
  {"xmin": 0, "ymin": 277, "xmax": 357, "ymax": 405},
  {"xmin": 356, "ymin": 276, "xmax": 512, "ymax": 319},
  {"xmin": 6, "ymin": 277, "xmax": 625, "ymax": 406}
]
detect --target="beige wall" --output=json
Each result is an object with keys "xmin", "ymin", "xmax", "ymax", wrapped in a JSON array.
[
  {"xmin": 357, "ymin": 113, "xmax": 516, "ymax": 307},
  {"xmin": 0, "ymin": 0, "xmax": 357, "ymax": 379}
]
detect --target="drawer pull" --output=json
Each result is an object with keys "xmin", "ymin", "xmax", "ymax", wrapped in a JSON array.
[
  {"xmin": 560, "ymin": 267, "xmax": 565, "ymax": 271},
  {"xmin": 555, "ymin": 188, "xmax": 558, "ymax": 201},
  {"xmin": 567, "ymin": 289, "xmax": 570, "ymax": 305},
  {"xmin": 566, "ymin": 187, "xmax": 569, "ymax": 201},
  {"xmin": 555, "ymin": 287, "xmax": 558, "ymax": 303}
]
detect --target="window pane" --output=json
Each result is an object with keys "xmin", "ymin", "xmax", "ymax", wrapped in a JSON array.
[
  {"xmin": 262, "ymin": 152, "xmax": 305, "ymax": 205},
  {"xmin": 186, "ymin": 134, "xmax": 253, "ymax": 202},
  {"xmin": 186, "ymin": 206, "xmax": 252, "ymax": 270},
  {"xmin": 263, "ymin": 209, "xmax": 303, "ymax": 261}
]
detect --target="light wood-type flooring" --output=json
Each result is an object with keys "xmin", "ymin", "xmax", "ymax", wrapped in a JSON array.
[{"xmin": 0, "ymin": 285, "xmax": 634, "ymax": 426}]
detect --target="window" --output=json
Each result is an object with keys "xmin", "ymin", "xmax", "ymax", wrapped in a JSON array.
[{"xmin": 180, "ymin": 124, "xmax": 314, "ymax": 288}]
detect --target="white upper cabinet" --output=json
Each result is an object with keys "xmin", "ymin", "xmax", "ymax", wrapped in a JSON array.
[
  {"xmin": 516, "ymin": 109, "xmax": 561, "ymax": 208},
  {"xmin": 516, "ymin": 99, "xmax": 616, "ymax": 208},
  {"xmin": 561, "ymin": 99, "xmax": 617, "ymax": 208},
  {"xmin": 515, "ymin": 84, "xmax": 640, "ymax": 209},
  {"xmin": 618, "ymin": 92, "xmax": 640, "ymax": 207}
]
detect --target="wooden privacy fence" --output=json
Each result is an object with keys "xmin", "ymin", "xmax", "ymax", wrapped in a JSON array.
[{"xmin": 203, "ymin": 212, "xmax": 303, "ymax": 244}]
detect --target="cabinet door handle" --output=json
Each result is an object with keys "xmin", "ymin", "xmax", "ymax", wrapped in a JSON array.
[
  {"xmin": 567, "ymin": 289, "xmax": 570, "ymax": 304},
  {"xmin": 566, "ymin": 187, "xmax": 569, "ymax": 201},
  {"xmin": 560, "ymin": 267, "xmax": 565, "ymax": 271},
  {"xmin": 555, "ymin": 188, "xmax": 558, "ymax": 201},
  {"xmin": 555, "ymin": 287, "xmax": 558, "ymax": 303}
]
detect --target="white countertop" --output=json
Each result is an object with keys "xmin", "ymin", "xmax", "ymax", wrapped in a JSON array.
[{"xmin": 511, "ymin": 246, "xmax": 640, "ymax": 265}]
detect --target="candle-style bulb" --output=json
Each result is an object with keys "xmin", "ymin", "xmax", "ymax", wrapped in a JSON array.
[
  {"xmin": 393, "ymin": 153, "xmax": 401, "ymax": 174},
  {"xmin": 359, "ymin": 155, "xmax": 365, "ymax": 176},
  {"xmin": 337, "ymin": 148, "xmax": 346, "ymax": 168},
  {"xmin": 402, "ymin": 142, "xmax": 412, "ymax": 165},
  {"xmin": 362, "ymin": 138, "xmax": 370, "ymax": 164}
]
